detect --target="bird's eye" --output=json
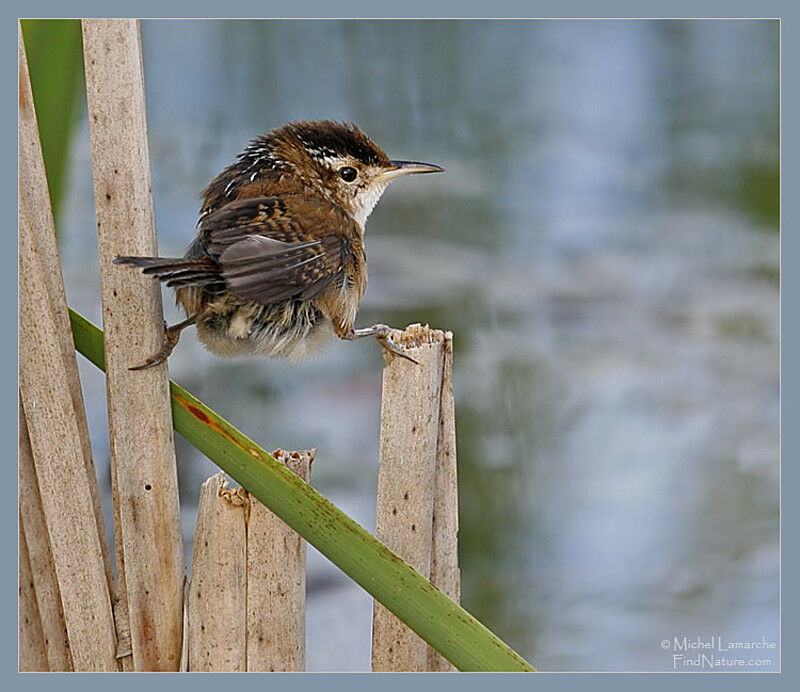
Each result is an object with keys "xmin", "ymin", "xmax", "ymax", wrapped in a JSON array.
[{"xmin": 339, "ymin": 166, "xmax": 358, "ymax": 182}]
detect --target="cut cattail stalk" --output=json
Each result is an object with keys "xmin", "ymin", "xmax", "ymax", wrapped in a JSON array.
[
  {"xmin": 187, "ymin": 473, "xmax": 248, "ymax": 672},
  {"xmin": 246, "ymin": 449, "xmax": 314, "ymax": 671},
  {"xmin": 187, "ymin": 453, "xmax": 313, "ymax": 672},
  {"xmin": 372, "ymin": 324, "xmax": 459, "ymax": 672}
]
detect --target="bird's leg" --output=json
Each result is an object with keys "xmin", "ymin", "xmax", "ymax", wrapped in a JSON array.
[
  {"xmin": 339, "ymin": 323, "xmax": 419, "ymax": 365},
  {"xmin": 129, "ymin": 313, "xmax": 200, "ymax": 371}
]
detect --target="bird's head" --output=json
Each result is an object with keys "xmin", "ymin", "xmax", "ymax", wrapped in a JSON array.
[{"xmin": 242, "ymin": 120, "xmax": 443, "ymax": 227}]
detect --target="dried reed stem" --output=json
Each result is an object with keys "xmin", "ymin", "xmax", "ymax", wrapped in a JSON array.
[
  {"xmin": 19, "ymin": 525, "xmax": 48, "ymax": 672},
  {"xmin": 18, "ymin": 401, "xmax": 72, "ymax": 671},
  {"xmin": 246, "ymin": 449, "xmax": 313, "ymax": 671},
  {"xmin": 372, "ymin": 325, "xmax": 447, "ymax": 671},
  {"xmin": 19, "ymin": 25, "xmax": 118, "ymax": 671},
  {"xmin": 187, "ymin": 474, "xmax": 248, "ymax": 671},
  {"xmin": 82, "ymin": 18, "xmax": 184, "ymax": 671},
  {"xmin": 186, "ymin": 450, "xmax": 313, "ymax": 672}
]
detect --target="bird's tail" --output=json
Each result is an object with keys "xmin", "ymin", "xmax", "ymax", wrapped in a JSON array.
[{"xmin": 114, "ymin": 255, "xmax": 222, "ymax": 289}]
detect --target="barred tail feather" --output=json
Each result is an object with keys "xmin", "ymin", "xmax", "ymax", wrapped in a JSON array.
[{"xmin": 114, "ymin": 255, "xmax": 222, "ymax": 288}]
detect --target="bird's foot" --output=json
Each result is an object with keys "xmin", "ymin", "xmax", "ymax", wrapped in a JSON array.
[
  {"xmin": 129, "ymin": 313, "xmax": 199, "ymax": 371},
  {"xmin": 349, "ymin": 324, "xmax": 419, "ymax": 365},
  {"xmin": 129, "ymin": 321, "xmax": 182, "ymax": 371}
]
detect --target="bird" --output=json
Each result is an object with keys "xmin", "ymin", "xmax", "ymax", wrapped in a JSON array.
[{"xmin": 115, "ymin": 120, "xmax": 443, "ymax": 370}]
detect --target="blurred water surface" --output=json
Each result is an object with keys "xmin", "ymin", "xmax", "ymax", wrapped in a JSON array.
[{"xmin": 59, "ymin": 20, "xmax": 778, "ymax": 671}]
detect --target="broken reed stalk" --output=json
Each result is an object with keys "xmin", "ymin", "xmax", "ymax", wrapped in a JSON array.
[
  {"xmin": 188, "ymin": 452, "xmax": 312, "ymax": 671},
  {"xmin": 82, "ymin": 19, "xmax": 184, "ymax": 671},
  {"xmin": 187, "ymin": 474, "xmax": 248, "ymax": 671},
  {"xmin": 18, "ymin": 26, "xmax": 118, "ymax": 672},
  {"xmin": 371, "ymin": 325, "xmax": 460, "ymax": 672},
  {"xmin": 246, "ymin": 449, "xmax": 313, "ymax": 671}
]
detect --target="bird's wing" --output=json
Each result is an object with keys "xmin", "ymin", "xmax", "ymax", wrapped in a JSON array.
[
  {"xmin": 200, "ymin": 197, "xmax": 351, "ymax": 305},
  {"xmin": 201, "ymin": 197, "xmax": 297, "ymax": 254},
  {"xmin": 220, "ymin": 234, "xmax": 347, "ymax": 304}
]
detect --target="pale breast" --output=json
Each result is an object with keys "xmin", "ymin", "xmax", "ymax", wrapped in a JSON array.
[{"xmin": 195, "ymin": 296, "xmax": 333, "ymax": 361}]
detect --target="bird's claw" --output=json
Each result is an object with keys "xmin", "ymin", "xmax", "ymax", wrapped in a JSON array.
[
  {"xmin": 129, "ymin": 321, "xmax": 179, "ymax": 371},
  {"xmin": 342, "ymin": 323, "xmax": 419, "ymax": 365},
  {"xmin": 373, "ymin": 325, "xmax": 419, "ymax": 365}
]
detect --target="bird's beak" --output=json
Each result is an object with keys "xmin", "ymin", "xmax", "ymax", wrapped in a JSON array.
[{"xmin": 382, "ymin": 160, "xmax": 445, "ymax": 181}]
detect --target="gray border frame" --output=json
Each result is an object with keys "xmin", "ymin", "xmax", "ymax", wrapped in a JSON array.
[{"xmin": 6, "ymin": 3, "xmax": 792, "ymax": 688}]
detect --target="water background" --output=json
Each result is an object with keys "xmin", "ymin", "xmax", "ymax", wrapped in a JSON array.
[{"xmin": 58, "ymin": 19, "xmax": 779, "ymax": 671}]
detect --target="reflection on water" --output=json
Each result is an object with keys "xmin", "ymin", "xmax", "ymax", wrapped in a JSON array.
[{"xmin": 59, "ymin": 20, "xmax": 779, "ymax": 671}]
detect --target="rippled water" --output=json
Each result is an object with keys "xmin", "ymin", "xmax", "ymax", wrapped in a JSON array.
[{"xmin": 59, "ymin": 20, "xmax": 779, "ymax": 671}]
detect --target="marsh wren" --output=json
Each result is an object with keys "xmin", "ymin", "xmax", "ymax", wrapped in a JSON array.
[{"xmin": 116, "ymin": 120, "xmax": 443, "ymax": 370}]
